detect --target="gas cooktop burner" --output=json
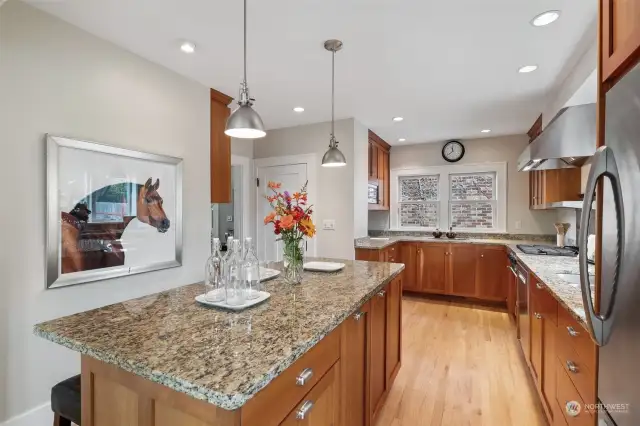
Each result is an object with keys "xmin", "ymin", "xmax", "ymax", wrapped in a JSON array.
[{"xmin": 516, "ymin": 244, "xmax": 578, "ymax": 257}]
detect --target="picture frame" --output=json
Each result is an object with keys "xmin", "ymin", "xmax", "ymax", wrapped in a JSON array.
[{"xmin": 46, "ymin": 135, "xmax": 183, "ymax": 289}]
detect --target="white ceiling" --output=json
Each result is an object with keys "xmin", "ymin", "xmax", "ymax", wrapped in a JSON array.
[{"xmin": 26, "ymin": 0, "xmax": 597, "ymax": 145}]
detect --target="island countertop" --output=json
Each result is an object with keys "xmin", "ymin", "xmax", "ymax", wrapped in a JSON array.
[{"xmin": 34, "ymin": 258, "xmax": 404, "ymax": 411}]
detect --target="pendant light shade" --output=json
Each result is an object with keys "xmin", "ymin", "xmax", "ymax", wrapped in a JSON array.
[
  {"xmin": 322, "ymin": 39, "xmax": 346, "ymax": 168},
  {"xmin": 225, "ymin": 0, "xmax": 266, "ymax": 139}
]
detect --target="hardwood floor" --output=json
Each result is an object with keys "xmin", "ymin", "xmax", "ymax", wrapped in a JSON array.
[{"xmin": 375, "ymin": 296, "xmax": 547, "ymax": 426}]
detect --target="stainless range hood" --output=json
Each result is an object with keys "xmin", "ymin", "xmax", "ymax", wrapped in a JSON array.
[{"xmin": 518, "ymin": 103, "xmax": 596, "ymax": 171}]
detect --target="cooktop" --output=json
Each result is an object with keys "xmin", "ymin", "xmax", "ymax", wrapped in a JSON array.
[{"xmin": 516, "ymin": 244, "xmax": 578, "ymax": 257}]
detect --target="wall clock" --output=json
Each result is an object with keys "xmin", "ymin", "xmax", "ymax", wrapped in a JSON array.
[{"xmin": 442, "ymin": 140, "xmax": 465, "ymax": 163}]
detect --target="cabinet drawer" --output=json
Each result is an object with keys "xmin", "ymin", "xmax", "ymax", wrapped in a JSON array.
[
  {"xmin": 557, "ymin": 308, "xmax": 596, "ymax": 377},
  {"xmin": 556, "ymin": 329, "xmax": 596, "ymax": 404},
  {"xmin": 241, "ymin": 329, "xmax": 340, "ymax": 426},
  {"xmin": 531, "ymin": 280, "xmax": 558, "ymax": 325},
  {"xmin": 556, "ymin": 363, "xmax": 594, "ymax": 426}
]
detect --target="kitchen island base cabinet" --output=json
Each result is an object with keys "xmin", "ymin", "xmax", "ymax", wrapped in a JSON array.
[{"xmin": 369, "ymin": 288, "xmax": 387, "ymax": 420}]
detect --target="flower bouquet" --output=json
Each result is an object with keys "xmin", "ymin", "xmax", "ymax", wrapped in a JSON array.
[{"xmin": 263, "ymin": 181, "xmax": 315, "ymax": 284}]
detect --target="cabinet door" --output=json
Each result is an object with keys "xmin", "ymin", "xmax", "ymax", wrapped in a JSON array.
[
  {"xmin": 369, "ymin": 287, "xmax": 387, "ymax": 420},
  {"xmin": 370, "ymin": 144, "xmax": 378, "ymax": 179},
  {"xmin": 476, "ymin": 246, "xmax": 507, "ymax": 301},
  {"xmin": 377, "ymin": 147, "xmax": 385, "ymax": 181},
  {"xmin": 417, "ymin": 244, "xmax": 448, "ymax": 294},
  {"xmin": 281, "ymin": 362, "xmax": 340, "ymax": 426},
  {"xmin": 449, "ymin": 245, "xmax": 477, "ymax": 297},
  {"xmin": 400, "ymin": 244, "xmax": 418, "ymax": 290},
  {"xmin": 542, "ymin": 315, "xmax": 557, "ymax": 422},
  {"xmin": 602, "ymin": 0, "xmax": 640, "ymax": 84},
  {"xmin": 382, "ymin": 151, "xmax": 390, "ymax": 209},
  {"xmin": 530, "ymin": 295, "xmax": 543, "ymax": 385},
  {"xmin": 507, "ymin": 261, "xmax": 517, "ymax": 322},
  {"xmin": 385, "ymin": 277, "xmax": 402, "ymax": 388},
  {"xmin": 340, "ymin": 304, "xmax": 370, "ymax": 426}
]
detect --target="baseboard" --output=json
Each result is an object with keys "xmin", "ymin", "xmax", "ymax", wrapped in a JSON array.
[{"xmin": 1, "ymin": 403, "xmax": 51, "ymax": 426}]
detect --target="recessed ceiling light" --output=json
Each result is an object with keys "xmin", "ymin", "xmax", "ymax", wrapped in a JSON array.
[
  {"xmin": 531, "ymin": 10, "xmax": 560, "ymax": 27},
  {"xmin": 180, "ymin": 41, "xmax": 196, "ymax": 53},
  {"xmin": 293, "ymin": 107, "xmax": 305, "ymax": 112},
  {"xmin": 392, "ymin": 117, "xmax": 404, "ymax": 122},
  {"xmin": 518, "ymin": 65, "xmax": 538, "ymax": 73},
  {"xmin": 481, "ymin": 129, "xmax": 491, "ymax": 133},
  {"xmin": 398, "ymin": 138, "xmax": 406, "ymax": 142}
]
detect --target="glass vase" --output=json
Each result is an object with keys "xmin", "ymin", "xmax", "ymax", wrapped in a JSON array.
[{"xmin": 283, "ymin": 239, "xmax": 304, "ymax": 285}]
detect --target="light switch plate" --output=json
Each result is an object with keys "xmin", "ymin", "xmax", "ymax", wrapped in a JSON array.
[
  {"xmin": 323, "ymin": 219, "xmax": 336, "ymax": 231},
  {"xmin": 515, "ymin": 220, "xmax": 521, "ymax": 230},
  {"xmin": 227, "ymin": 215, "xmax": 233, "ymax": 222}
]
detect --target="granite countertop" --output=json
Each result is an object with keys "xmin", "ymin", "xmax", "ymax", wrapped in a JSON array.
[
  {"xmin": 507, "ymin": 246, "xmax": 595, "ymax": 328},
  {"xmin": 355, "ymin": 236, "xmax": 594, "ymax": 329},
  {"xmin": 355, "ymin": 235, "xmax": 552, "ymax": 249},
  {"xmin": 34, "ymin": 258, "xmax": 404, "ymax": 410}
]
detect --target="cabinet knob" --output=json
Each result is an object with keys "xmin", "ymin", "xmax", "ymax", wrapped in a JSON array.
[
  {"xmin": 296, "ymin": 400, "xmax": 314, "ymax": 420},
  {"xmin": 566, "ymin": 360, "xmax": 579, "ymax": 374},
  {"xmin": 534, "ymin": 312, "xmax": 542, "ymax": 320},
  {"xmin": 378, "ymin": 290, "xmax": 386, "ymax": 297},
  {"xmin": 295, "ymin": 368, "xmax": 314, "ymax": 387},
  {"xmin": 353, "ymin": 312, "xmax": 365, "ymax": 321},
  {"xmin": 567, "ymin": 326, "xmax": 580, "ymax": 337},
  {"xmin": 481, "ymin": 254, "xmax": 484, "ymax": 258},
  {"xmin": 536, "ymin": 283, "xmax": 544, "ymax": 290}
]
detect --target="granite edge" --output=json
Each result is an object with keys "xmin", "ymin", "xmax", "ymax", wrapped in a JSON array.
[{"xmin": 33, "ymin": 264, "xmax": 405, "ymax": 410}]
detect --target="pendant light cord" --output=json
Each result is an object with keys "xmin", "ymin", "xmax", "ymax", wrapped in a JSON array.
[
  {"xmin": 331, "ymin": 49, "xmax": 335, "ymax": 143},
  {"xmin": 243, "ymin": 0, "xmax": 247, "ymax": 85}
]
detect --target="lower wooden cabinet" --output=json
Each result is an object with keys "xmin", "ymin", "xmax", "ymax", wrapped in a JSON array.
[
  {"xmin": 340, "ymin": 303, "xmax": 370, "ymax": 426},
  {"xmin": 369, "ymin": 288, "xmax": 388, "ymax": 418},
  {"xmin": 476, "ymin": 246, "xmax": 507, "ymax": 301},
  {"xmin": 281, "ymin": 362, "xmax": 341, "ymax": 426},
  {"xmin": 449, "ymin": 244, "xmax": 477, "ymax": 297},
  {"xmin": 417, "ymin": 243, "xmax": 448, "ymax": 294},
  {"xmin": 385, "ymin": 276, "xmax": 402, "ymax": 387},
  {"xmin": 400, "ymin": 243, "xmax": 418, "ymax": 290}
]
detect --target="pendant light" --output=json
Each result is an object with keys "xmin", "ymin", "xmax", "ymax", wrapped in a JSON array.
[
  {"xmin": 321, "ymin": 39, "xmax": 347, "ymax": 167},
  {"xmin": 225, "ymin": 0, "xmax": 266, "ymax": 139}
]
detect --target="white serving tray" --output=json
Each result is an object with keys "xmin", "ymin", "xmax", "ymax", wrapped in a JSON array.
[
  {"xmin": 303, "ymin": 261, "xmax": 346, "ymax": 272},
  {"xmin": 195, "ymin": 291, "xmax": 271, "ymax": 311},
  {"xmin": 260, "ymin": 267, "xmax": 281, "ymax": 282}
]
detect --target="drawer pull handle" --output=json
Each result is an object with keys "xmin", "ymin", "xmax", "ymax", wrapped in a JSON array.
[
  {"xmin": 534, "ymin": 312, "xmax": 542, "ymax": 320},
  {"xmin": 353, "ymin": 312, "xmax": 365, "ymax": 321},
  {"xmin": 566, "ymin": 360, "xmax": 579, "ymax": 374},
  {"xmin": 295, "ymin": 368, "xmax": 314, "ymax": 386},
  {"xmin": 378, "ymin": 290, "xmax": 386, "ymax": 297},
  {"xmin": 296, "ymin": 400, "xmax": 314, "ymax": 420},
  {"xmin": 536, "ymin": 283, "xmax": 544, "ymax": 290},
  {"xmin": 567, "ymin": 326, "xmax": 580, "ymax": 337}
]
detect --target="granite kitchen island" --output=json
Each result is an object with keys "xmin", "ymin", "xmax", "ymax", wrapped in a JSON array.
[{"xmin": 35, "ymin": 258, "xmax": 404, "ymax": 426}]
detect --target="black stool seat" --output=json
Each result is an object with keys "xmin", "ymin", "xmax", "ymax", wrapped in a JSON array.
[{"xmin": 51, "ymin": 375, "xmax": 81, "ymax": 425}]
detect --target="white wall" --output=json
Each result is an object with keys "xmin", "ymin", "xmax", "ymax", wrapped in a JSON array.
[
  {"xmin": 253, "ymin": 119, "xmax": 356, "ymax": 259},
  {"xmin": 378, "ymin": 135, "xmax": 557, "ymax": 235},
  {"xmin": 0, "ymin": 1, "xmax": 211, "ymax": 422}
]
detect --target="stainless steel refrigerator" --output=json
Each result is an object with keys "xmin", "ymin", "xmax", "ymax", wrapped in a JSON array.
[{"xmin": 579, "ymin": 62, "xmax": 640, "ymax": 426}]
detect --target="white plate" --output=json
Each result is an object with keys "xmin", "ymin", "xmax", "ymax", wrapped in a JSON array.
[
  {"xmin": 195, "ymin": 291, "xmax": 271, "ymax": 311},
  {"xmin": 303, "ymin": 262, "xmax": 346, "ymax": 272},
  {"xmin": 260, "ymin": 267, "xmax": 281, "ymax": 282}
]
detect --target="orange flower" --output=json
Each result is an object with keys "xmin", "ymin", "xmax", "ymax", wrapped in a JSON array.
[
  {"xmin": 300, "ymin": 216, "xmax": 316, "ymax": 237},
  {"xmin": 292, "ymin": 192, "xmax": 301, "ymax": 200},
  {"xmin": 280, "ymin": 215, "xmax": 295, "ymax": 230},
  {"xmin": 267, "ymin": 181, "xmax": 281, "ymax": 190},
  {"xmin": 264, "ymin": 211, "xmax": 277, "ymax": 225}
]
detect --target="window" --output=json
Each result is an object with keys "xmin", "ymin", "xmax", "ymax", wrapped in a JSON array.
[{"xmin": 391, "ymin": 163, "xmax": 506, "ymax": 232}]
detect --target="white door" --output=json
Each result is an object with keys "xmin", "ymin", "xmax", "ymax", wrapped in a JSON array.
[{"xmin": 257, "ymin": 163, "xmax": 310, "ymax": 262}]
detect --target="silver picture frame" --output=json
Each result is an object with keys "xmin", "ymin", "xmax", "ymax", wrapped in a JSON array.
[{"xmin": 46, "ymin": 135, "xmax": 183, "ymax": 289}]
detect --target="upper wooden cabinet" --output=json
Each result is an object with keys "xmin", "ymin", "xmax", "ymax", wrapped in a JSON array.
[
  {"xmin": 601, "ymin": 0, "xmax": 640, "ymax": 85},
  {"xmin": 210, "ymin": 89, "xmax": 233, "ymax": 203},
  {"xmin": 368, "ymin": 131, "xmax": 391, "ymax": 211}
]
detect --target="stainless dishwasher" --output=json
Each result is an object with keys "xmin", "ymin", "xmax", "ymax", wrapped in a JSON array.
[{"xmin": 514, "ymin": 258, "xmax": 529, "ymax": 357}]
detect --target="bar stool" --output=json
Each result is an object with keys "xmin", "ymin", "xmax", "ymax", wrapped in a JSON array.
[{"xmin": 51, "ymin": 375, "xmax": 81, "ymax": 426}]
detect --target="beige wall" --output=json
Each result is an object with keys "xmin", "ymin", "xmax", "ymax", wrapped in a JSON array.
[
  {"xmin": 253, "ymin": 119, "xmax": 360, "ymax": 259},
  {"xmin": 0, "ymin": 1, "xmax": 211, "ymax": 423},
  {"xmin": 369, "ymin": 135, "xmax": 557, "ymax": 234}
]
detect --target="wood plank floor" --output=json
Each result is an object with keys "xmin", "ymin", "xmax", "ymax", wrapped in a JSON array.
[{"xmin": 375, "ymin": 296, "xmax": 547, "ymax": 426}]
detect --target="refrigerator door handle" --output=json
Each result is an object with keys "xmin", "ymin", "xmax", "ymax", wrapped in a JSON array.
[{"xmin": 579, "ymin": 146, "xmax": 625, "ymax": 346}]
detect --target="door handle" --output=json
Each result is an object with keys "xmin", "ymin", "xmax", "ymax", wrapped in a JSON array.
[
  {"xmin": 295, "ymin": 368, "xmax": 314, "ymax": 386},
  {"xmin": 296, "ymin": 400, "xmax": 314, "ymax": 420},
  {"xmin": 353, "ymin": 312, "xmax": 365, "ymax": 321},
  {"xmin": 579, "ymin": 146, "xmax": 625, "ymax": 346}
]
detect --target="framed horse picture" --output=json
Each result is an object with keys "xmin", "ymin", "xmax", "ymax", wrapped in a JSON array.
[{"xmin": 46, "ymin": 135, "xmax": 183, "ymax": 288}]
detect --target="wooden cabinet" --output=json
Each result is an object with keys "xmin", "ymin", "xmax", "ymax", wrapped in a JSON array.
[
  {"xmin": 507, "ymin": 259, "xmax": 517, "ymax": 322},
  {"xmin": 281, "ymin": 362, "xmax": 340, "ymax": 426},
  {"xmin": 476, "ymin": 246, "xmax": 507, "ymax": 301},
  {"xmin": 369, "ymin": 287, "xmax": 387, "ymax": 419},
  {"xmin": 340, "ymin": 303, "xmax": 370, "ymax": 426},
  {"xmin": 601, "ymin": 0, "xmax": 640, "ymax": 85},
  {"xmin": 400, "ymin": 243, "xmax": 418, "ymax": 291},
  {"xmin": 385, "ymin": 276, "xmax": 402, "ymax": 387},
  {"xmin": 449, "ymin": 244, "xmax": 477, "ymax": 297},
  {"xmin": 210, "ymin": 89, "xmax": 233, "ymax": 203},
  {"xmin": 368, "ymin": 131, "xmax": 391, "ymax": 211},
  {"xmin": 530, "ymin": 296, "xmax": 543, "ymax": 384},
  {"xmin": 416, "ymin": 243, "xmax": 448, "ymax": 294},
  {"xmin": 355, "ymin": 243, "xmax": 398, "ymax": 263}
]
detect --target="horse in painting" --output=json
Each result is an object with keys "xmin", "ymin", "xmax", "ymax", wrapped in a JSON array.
[{"xmin": 60, "ymin": 178, "xmax": 170, "ymax": 274}]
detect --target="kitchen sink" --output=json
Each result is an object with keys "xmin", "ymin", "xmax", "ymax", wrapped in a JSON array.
[
  {"xmin": 369, "ymin": 237, "xmax": 390, "ymax": 241},
  {"xmin": 556, "ymin": 273, "xmax": 595, "ymax": 287}
]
